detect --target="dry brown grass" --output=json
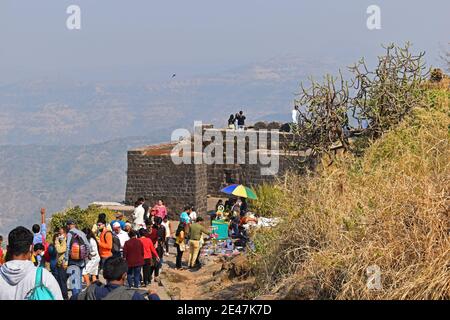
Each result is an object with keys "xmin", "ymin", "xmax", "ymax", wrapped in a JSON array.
[
  {"xmin": 250, "ymin": 89, "xmax": 449, "ymax": 299},
  {"xmin": 423, "ymin": 76, "xmax": 450, "ymax": 90}
]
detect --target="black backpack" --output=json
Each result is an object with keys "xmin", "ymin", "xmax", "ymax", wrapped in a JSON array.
[
  {"xmin": 157, "ymin": 225, "xmax": 166, "ymax": 257},
  {"xmin": 103, "ymin": 231, "xmax": 121, "ymax": 256},
  {"xmin": 77, "ymin": 282, "xmax": 136, "ymax": 300}
]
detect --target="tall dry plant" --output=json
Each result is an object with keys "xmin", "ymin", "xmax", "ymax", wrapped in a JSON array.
[
  {"xmin": 350, "ymin": 42, "xmax": 428, "ymax": 139},
  {"xmin": 292, "ymin": 71, "xmax": 351, "ymax": 161},
  {"xmin": 289, "ymin": 43, "xmax": 429, "ymax": 170},
  {"xmin": 250, "ymin": 89, "xmax": 449, "ymax": 300}
]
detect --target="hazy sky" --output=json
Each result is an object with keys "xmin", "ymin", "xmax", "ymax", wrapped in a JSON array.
[{"xmin": 0, "ymin": 0, "xmax": 448, "ymax": 82}]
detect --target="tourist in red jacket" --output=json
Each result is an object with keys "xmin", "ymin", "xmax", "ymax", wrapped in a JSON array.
[
  {"xmin": 138, "ymin": 229, "xmax": 159, "ymax": 286},
  {"xmin": 122, "ymin": 230, "xmax": 144, "ymax": 288}
]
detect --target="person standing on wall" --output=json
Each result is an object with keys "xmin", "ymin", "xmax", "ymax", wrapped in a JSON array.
[
  {"xmin": 292, "ymin": 105, "xmax": 300, "ymax": 125},
  {"xmin": 227, "ymin": 114, "xmax": 236, "ymax": 129},
  {"xmin": 236, "ymin": 110, "xmax": 246, "ymax": 130}
]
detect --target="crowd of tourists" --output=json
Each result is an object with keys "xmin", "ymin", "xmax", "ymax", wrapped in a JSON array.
[{"xmin": 0, "ymin": 197, "xmax": 222, "ymax": 300}]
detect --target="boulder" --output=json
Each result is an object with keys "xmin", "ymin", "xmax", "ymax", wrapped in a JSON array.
[
  {"xmin": 280, "ymin": 123, "xmax": 292, "ymax": 133},
  {"xmin": 169, "ymin": 287, "xmax": 181, "ymax": 300},
  {"xmin": 254, "ymin": 121, "xmax": 268, "ymax": 130},
  {"xmin": 278, "ymin": 276, "xmax": 321, "ymax": 300},
  {"xmin": 267, "ymin": 121, "xmax": 282, "ymax": 130}
]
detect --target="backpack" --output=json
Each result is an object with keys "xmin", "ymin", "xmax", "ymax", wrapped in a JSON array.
[
  {"xmin": 26, "ymin": 266, "xmax": 55, "ymax": 300},
  {"xmin": 102, "ymin": 286, "xmax": 136, "ymax": 300},
  {"xmin": 77, "ymin": 282, "xmax": 136, "ymax": 300},
  {"xmin": 69, "ymin": 231, "xmax": 89, "ymax": 261},
  {"xmin": 157, "ymin": 225, "xmax": 166, "ymax": 242},
  {"xmin": 104, "ymin": 231, "xmax": 121, "ymax": 256}
]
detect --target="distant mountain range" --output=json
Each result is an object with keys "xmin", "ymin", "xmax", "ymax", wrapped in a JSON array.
[
  {"xmin": 0, "ymin": 56, "xmax": 342, "ymax": 236},
  {"xmin": 0, "ymin": 56, "xmax": 341, "ymax": 145},
  {"xmin": 0, "ymin": 136, "xmax": 161, "ymax": 236}
]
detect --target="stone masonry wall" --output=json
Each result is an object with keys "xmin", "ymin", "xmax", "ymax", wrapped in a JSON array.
[
  {"xmin": 206, "ymin": 154, "xmax": 295, "ymax": 198},
  {"xmin": 125, "ymin": 150, "xmax": 207, "ymax": 219},
  {"xmin": 125, "ymin": 127, "xmax": 299, "ymax": 217}
]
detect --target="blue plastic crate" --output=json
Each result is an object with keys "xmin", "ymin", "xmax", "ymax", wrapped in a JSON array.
[{"xmin": 212, "ymin": 220, "xmax": 229, "ymax": 240}]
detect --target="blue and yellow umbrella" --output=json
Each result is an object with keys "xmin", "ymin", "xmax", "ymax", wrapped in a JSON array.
[{"xmin": 220, "ymin": 184, "xmax": 258, "ymax": 200}]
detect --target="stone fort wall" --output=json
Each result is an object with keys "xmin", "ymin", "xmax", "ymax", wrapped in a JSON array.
[{"xmin": 125, "ymin": 127, "xmax": 299, "ymax": 217}]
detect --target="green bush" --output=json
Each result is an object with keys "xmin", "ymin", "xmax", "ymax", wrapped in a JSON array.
[{"xmin": 49, "ymin": 205, "xmax": 116, "ymax": 235}]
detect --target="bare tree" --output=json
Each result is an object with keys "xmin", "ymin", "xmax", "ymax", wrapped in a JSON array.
[
  {"xmin": 290, "ymin": 71, "xmax": 352, "ymax": 166},
  {"xmin": 289, "ymin": 43, "xmax": 429, "ymax": 169},
  {"xmin": 349, "ymin": 43, "xmax": 428, "ymax": 139}
]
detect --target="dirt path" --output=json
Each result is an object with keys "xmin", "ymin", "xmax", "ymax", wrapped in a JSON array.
[
  {"xmin": 159, "ymin": 244, "xmax": 254, "ymax": 300},
  {"xmin": 70, "ymin": 245, "xmax": 253, "ymax": 300}
]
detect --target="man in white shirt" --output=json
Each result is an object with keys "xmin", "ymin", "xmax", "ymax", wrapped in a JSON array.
[
  {"xmin": 133, "ymin": 197, "xmax": 146, "ymax": 230},
  {"xmin": 292, "ymin": 105, "xmax": 300, "ymax": 124},
  {"xmin": 112, "ymin": 222, "xmax": 130, "ymax": 256},
  {"xmin": 189, "ymin": 206, "xmax": 197, "ymax": 223}
]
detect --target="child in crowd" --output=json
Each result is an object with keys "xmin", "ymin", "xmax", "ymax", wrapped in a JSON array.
[{"xmin": 32, "ymin": 243, "xmax": 46, "ymax": 267}]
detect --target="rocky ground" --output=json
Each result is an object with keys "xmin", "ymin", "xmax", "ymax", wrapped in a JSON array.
[
  {"xmin": 154, "ymin": 242, "xmax": 254, "ymax": 300},
  {"xmin": 77, "ymin": 242, "xmax": 254, "ymax": 300}
]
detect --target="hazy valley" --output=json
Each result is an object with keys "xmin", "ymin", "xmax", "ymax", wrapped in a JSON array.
[{"xmin": 0, "ymin": 56, "xmax": 341, "ymax": 235}]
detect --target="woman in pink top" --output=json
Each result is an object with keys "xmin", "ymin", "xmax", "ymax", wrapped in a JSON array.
[{"xmin": 153, "ymin": 200, "xmax": 167, "ymax": 220}]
